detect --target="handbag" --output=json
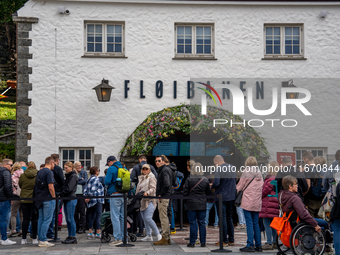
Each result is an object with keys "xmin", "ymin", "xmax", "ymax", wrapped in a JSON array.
[{"xmin": 234, "ymin": 176, "xmax": 255, "ymax": 207}]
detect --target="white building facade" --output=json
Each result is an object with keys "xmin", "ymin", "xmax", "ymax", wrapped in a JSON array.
[{"xmin": 14, "ymin": 0, "xmax": 340, "ymax": 171}]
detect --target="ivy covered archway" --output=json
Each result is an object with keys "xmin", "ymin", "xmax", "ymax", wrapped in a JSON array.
[{"xmin": 120, "ymin": 104, "xmax": 269, "ymax": 161}]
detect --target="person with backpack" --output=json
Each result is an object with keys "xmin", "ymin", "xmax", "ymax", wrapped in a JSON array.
[
  {"xmin": 303, "ymin": 152, "xmax": 327, "ymax": 217},
  {"xmin": 104, "ymin": 156, "xmax": 128, "ymax": 246}
]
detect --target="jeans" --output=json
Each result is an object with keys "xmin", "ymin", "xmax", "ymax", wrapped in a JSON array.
[
  {"xmin": 38, "ymin": 200, "xmax": 56, "ymax": 242},
  {"xmin": 187, "ymin": 210, "xmax": 206, "ymax": 245},
  {"xmin": 64, "ymin": 199, "xmax": 77, "ymax": 237},
  {"xmin": 21, "ymin": 203, "xmax": 38, "ymax": 239},
  {"xmin": 243, "ymin": 209, "xmax": 261, "ymax": 247},
  {"xmin": 236, "ymin": 207, "xmax": 246, "ymax": 225},
  {"xmin": 262, "ymin": 218, "xmax": 276, "ymax": 245},
  {"xmin": 88, "ymin": 203, "xmax": 102, "ymax": 230},
  {"xmin": 170, "ymin": 202, "xmax": 175, "ymax": 229},
  {"xmin": 205, "ymin": 202, "xmax": 219, "ymax": 226},
  {"xmin": 47, "ymin": 200, "xmax": 61, "ymax": 237},
  {"xmin": 0, "ymin": 201, "xmax": 11, "ymax": 240},
  {"xmin": 110, "ymin": 194, "xmax": 125, "ymax": 241},
  {"xmin": 140, "ymin": 202, "xmax": 159, "ymax": 236},
  {"xmin": 314, "ymin": 218, "xmax": 328, "ymax": 229},
  {"xmin": 215, "ymin": 200, "xmax": 234, "ymax": 243},
  {"xmin": 16, "ymin": 212, "xmax": 21, "ymax": 232},
  {"xmin": 332, "ymin": 218, "xmax": 340, "ymax": 255}
]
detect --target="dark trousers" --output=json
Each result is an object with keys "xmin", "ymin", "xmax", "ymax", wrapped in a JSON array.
[
  {"xmin": 187, "ymin": 210, "xmax": 206, "ymax": 245},
  {"xmin": 88, "ymin": 203, "xmax": 102, "ymax": 230},
  {"xmin": 74, "ymin": 194, "xmax": 86, "ymax": 230},
  {"xmin": 131, "ymin": 211, "xmax": 143, "ymax": 234},
  {"xmin": 21, "ymin": 203, "xmax": 38, "ymax": 240},
  {"xmin": 215, "ymin": 200, "xmax": 234, "ymax": 243}
]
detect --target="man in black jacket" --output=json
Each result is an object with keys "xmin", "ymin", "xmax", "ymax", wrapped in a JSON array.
[
  {"xmin": 153, "ymin": 155, "xmax": 173, "ymax": 245},
  {"xmin": 0, "ymin": 159, "xmax": 15, "ymax": 245}
]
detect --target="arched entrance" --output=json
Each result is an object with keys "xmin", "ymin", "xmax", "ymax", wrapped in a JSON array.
[{"xmin": 120, "ymin": 104, "xmax": 269, "ymax": 170}]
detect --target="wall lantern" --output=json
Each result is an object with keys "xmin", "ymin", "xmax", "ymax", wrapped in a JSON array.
[
  {"xmin": 93, "ymin": 79, "xmax": 115, "ymax": 102},
  {"xmin": 282, "ymin": 79, "xmax": 299, "ymax": 99}
]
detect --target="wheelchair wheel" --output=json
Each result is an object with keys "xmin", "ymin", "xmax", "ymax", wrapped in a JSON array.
[
  {"xmin": 276, "ymin": 234, "xmax": 290, "ymax": 254},
  {"xmin": 101, "ymin": 234, "xmax": 111, "ymax": 243},
  {"xmin": 290, "ymin": 224, "xmax": 325, "ymax": 255},
  {"xmin": 129, "ymin": 233, "xmax": 137, "ymax": 242}
]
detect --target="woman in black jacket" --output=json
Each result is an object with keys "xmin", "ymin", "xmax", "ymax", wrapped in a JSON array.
[
  {"xmin": 60, "ymin": 161, "xmax": 78, "ymax": 244},
  {"xmin": 183, "ymin": 162, "xmax": 212, "ymax": 248}
]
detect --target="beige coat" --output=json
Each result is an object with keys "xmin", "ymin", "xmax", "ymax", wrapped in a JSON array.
[{"xmin": 136, "ymin": 172, "xmax": 157, "ymax": 211}]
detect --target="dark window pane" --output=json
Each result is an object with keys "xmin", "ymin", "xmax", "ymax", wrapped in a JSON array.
[
  {"xmin": 63, "ymin": 150, "xmax": 68, "ymax": 160},
  {"xmin": 87, "ymin": 36, "xmax": 94, "ymax": 43},
  {"xmin": 266, "ymin": 37, "xmax": 272, "ymax": 45},
  {"xmin": 274, "ymin": 27, "xmax": 280, "ymax": 35},
  {"xmin": 185, "ymin": 45, "xmax": 192, "ymax": 53},
  {"xmin": 197, "ymin": 45, "xmax": 203, "ymax": 54},
  {"xmin": 185, "ymin": 26, "xmax": 192, "ymax": 35},
  {"xmin": 285, "ymin": 37, "xmax": 292, "ymax": 45},
  {"xmin": 86, "ymin": 150, "xmax": 91, "ymax": 159},
  {"xmin": 274, "ymin": 46, "xmax": 280, "ymax": 54},
  {"xmin": 312, "ymin": 150, "xmax": 317, "ymax": 157},
  {"xmin": 86, "ymin": 161, "xmax": 91, "ymax": 169},
  {"xmin": 87, "ymin": 43, "xmax": 94, "ymax": 52},
  {"xmin": 293, "ymin": 46, "xmax": 299, "ymax": 54},
  {"xmin": 285, "ymin": 27, "xmax": 292, "ymax": 35},
  {"xmin": 185, "ymin": 37, "xmax": 191, "ymax": 44},
  {"xmin": 95, "ymin": 25, "xmax": 102, "ymax": 33},
  {"xmin": 115, "ymin": 35, "xmax": 122, "ymax": 43},
  {"xmin": 87, "ymin": 25, "xmax": 94, "ymax": 33},
  {"xmin": 204, "ymin": 27, "xmax": 211, "ymax": 35},
  {"xmin": 95, "ymin": 34, "xmax": 102, "ymax": 43},
  {"xmin": 293, "ymin": 27, "xmax": 299, "ymax": 35},
  {"xmin": 107, "ymin": 25, "xmax": 114, "ymax": 34},
  {"xmin": 196, "ymin": 36, "xmax": 203, "ymax": 45},
  {"xmin": 95, "ymin": 44, "xmax": 102, "ymax": 52},
  {"xmin": 115, "ymin": 44, "xmax": 122, "ymax": 52},
  {"xmin": 318, "ymin": 150, "xmax": 323, "ymax": 156},
  {"xmin": 107, "ymin": 44, "xmax": 113, "ymax": 52},
  {"xmin": 204, "ymin": 45, "xmax": 211, "ymax": 54},
  {"xmin": 107, "ymin": 35, "xmax": 114, "ymax": 43},
  {"xmin": 274, "ymin": 37, "xmax": 280, "ymax": 45},
  {"xmin": 204, "ymin": 37, "xmax": 211, "ymax": 45},
  {"xmin": 296, "ymin": 150, "xmax": 301, "ymax": 160},
  {"xmin": 285, "ymin": 45, "xmax": 292, "ymax": 54},
  {"xmin": 79, "ymin": 150, "xmax": 84, "ymax": 159},
  {"xmin": 177, "ymin": 36, "xmax": 184, "ymax": 44},
  {"xmin": 63, "ymin": 161, "xmax": 67, "ymax": 166},
  {"xmin": 266, "ymin": 46, "xmax": 272, "ymax": 54},
  {"xmin": 69, "ymin": 150, "xmax": 75, "ymax": 160},
  {"xmin": 80, "ymin": 161, "xmax": 85, "ymax": 168},
  {"xmin": 293, "ymin": 37, "xmax": 299, "ymax": 45},
  {"xmin": 177, "ymin": 45, "xmax": 184, "ymax": 53},
  {"xmin": 266, "ymin": 27, "xmax": 272, "ymax": 35},
  {"xmin": 115, "ymin": 25, "xmax": 122, "ymax": 34}
]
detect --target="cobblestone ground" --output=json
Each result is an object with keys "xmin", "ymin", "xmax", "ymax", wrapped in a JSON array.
[{"xmin": 0, "ymin": 225, "xmax": 283, "ymax": 255}]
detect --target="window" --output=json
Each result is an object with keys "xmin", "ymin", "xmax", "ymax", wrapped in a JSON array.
[
  {"xmin": 60, "ymin": 148, "xmax": 93, "ymax": 171},
  {"xmin": 264, "ymin": 24, "xmax": 304, "ymax": 59},
  {"xmin": 175, "ymin": 23, "xmax": 215, "ymax": 59},
  {"xmin": 294, "ymin": 147, "xmax": 326, "ymax": 165},
  {"xmin": 84, "ymin": 22, "xmax": 125, "ymax": 57}
]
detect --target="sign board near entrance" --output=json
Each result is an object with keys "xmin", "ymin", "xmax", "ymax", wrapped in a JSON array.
[{"xmin": 276, "ymin": 152, "xmax": 296, "ymax": 166}]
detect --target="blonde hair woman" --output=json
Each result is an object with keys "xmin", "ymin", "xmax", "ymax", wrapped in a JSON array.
[
  {"xmin": 236, "ymin": 157, "xmax": 264, "ymax": 252},
  {"xmin": 135, "ymin": 164, "xmax": 161, "ymax": 242},
  {"xmin": 10, "ymin": 162, "xmax": 24, "ymax": 237}
]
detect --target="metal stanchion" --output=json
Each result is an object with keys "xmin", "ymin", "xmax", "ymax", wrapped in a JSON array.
[
  {"xmin": 175, "ymin": 198, "xmax": 187, "ymax": 231},
  {"xmin": 212, "ymin": 193, "xmax": 231, "ymax": 253},
  {"xmin": 50, "ymin": 198, "xmax": 61, "ymax": 242},
  {"xmin": 117, "ymin": 193, "xmax": 134, "ymax": 247}
]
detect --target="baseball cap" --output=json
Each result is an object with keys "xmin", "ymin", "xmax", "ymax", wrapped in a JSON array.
[{"xmin": 106, "ymin": 156, "xmax": 117, "ymax": 166}]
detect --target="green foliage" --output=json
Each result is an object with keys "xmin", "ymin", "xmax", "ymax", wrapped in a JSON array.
[
  {"xmin": 0, "ymin": 0, "xmax": 28, "ymax": 23},
  {"xmin": 0, "ymin": 81, "xmax": 7, "ymax": 90},
  {"xmin": 0, "ymin": 127, "xmax": 15, "ymax": 136},
  {"xmin": 0, "ymin": 141, "xmax": 15, "ymax": 161},
  {"xmin": 0, "ymin": 102, "xmax": 16, "ymax": 120},
  {"xmin": 120, "ymin": 104, "xmax": 269, "ymax": 160}
]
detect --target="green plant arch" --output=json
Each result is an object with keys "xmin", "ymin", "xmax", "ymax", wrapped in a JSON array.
[{"xmin": 120, "ymin": 104, "xmax": 269, "ymax": 162}]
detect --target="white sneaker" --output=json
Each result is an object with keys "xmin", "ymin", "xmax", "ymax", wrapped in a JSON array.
[
  {"xmin": 38, "ymin": 241, "xmax": 55, "ymax": 247},
  {"xmin": 21, "ymin": 239, "xmax": 27, "ymax": 244},
  {"xmin": 109, "ymin": 240, "xmax": 123, "ymax": 246},
  {"xmin": 156, "ymin": 234, "xmax": 162, "ymax": 241},
  {"xmin": 87, "ymin": 233, "xmax": 94, "ymax": 239},
  {"xmin": 32, "ymin": 239, "xmax": 39, "ymax": 244},
  {"xmin": 95, "ymin": 233, "xmax": 101, "ymax": 239},
  {"xmin": 1, "ymin": 239, "xmax": 16, "ymax": 245},
  {"xmin": 141, "ymin": 236, "xmax": 153, "ymax": 242}
]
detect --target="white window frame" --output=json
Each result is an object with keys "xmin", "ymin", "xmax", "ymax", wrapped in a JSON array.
[
  {"xmin": 293, "ymin": 147, "xmax": 327, "ymax": 165},
  {"xmin": 264, "ymin": 24, "xmax": 304, "ymax": 59},
  {"xmin": 84, "ymin": 21, "xmax": 125, "ymax": 57},
  {"xmin": 174, "ymin": 23, "xmax": 215, "ymax": 59},
  {"xmin": 59, "ymin": 147, "xmax": 94, "ymax": 172}
]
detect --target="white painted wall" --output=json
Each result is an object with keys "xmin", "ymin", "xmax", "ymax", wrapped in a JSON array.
[{"xmin": 17, "ymin": 1, "xmax": 340, "ymax": 169}]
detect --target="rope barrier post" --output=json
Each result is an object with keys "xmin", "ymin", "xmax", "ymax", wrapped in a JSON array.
[
  {"xmin": 212, "ymin": 193, "xmax": 231, "ymax": 253},
  {"xmin": 50, "ymin": 197, "xmax": 61, "ymax": 242},
  {"xmin": 117, "ymin": 193, "xmax": 134, "ymax": 247},
  {"xmin": 175, "ymin": 198, "xmax": 187, "ymax": 231}
]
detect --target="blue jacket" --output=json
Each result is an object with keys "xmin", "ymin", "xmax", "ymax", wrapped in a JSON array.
[
  {"xmin": 104, "ymin": 161, "xmax": 123, "ymax": 195},
  {"xmin": 212, "ymin": 163, "xmax": 236, "ymax": 201},
  {"xmin": 77, "ymin": 170, "xmax": 88, "ymax": 192}
]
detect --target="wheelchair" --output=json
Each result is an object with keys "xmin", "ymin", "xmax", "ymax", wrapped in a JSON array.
[{"xmin": 276, "ymin": 222, "xmax": 333, "ymax": 255}]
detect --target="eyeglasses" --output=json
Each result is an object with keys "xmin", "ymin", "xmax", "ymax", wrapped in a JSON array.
[
  {"xmin": 7, "ymin": 164, "xmax": 13, "ymax": 167},
  {"xmin": 142, "ymin": 168, "xmax": 149, "ymax": 170},
  {"xmin": 155, "ymin": 160, "xmax": 161, "ymax": 163}
]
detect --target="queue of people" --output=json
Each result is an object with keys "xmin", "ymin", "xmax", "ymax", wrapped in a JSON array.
[{"xmin": 0, "ymin": 150, "xmax": 339, "ymax": 255}]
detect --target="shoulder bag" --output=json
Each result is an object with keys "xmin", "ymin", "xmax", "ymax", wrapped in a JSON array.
[{"xmin": 234, "ymin": 175, "xmax": 255, "ymax": 207}]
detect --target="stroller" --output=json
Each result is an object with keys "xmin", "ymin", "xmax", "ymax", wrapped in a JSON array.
[{"xmin": 100, "ymin": 191, "xmax": 144, "ymax": 243}]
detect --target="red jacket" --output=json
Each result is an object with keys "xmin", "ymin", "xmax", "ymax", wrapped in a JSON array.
[{"xmin": 259, "ymin": 175, "xmax": 279, "ymax": 218}]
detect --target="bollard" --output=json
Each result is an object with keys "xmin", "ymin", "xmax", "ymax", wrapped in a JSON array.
[
  {"xmin": 175, "ymin": 198, "xmax": 187, "ymax": 231},
  {"xmin": 50, "ymin": 198, "xmax": 61, "ymax": 242},
  {"xmin": 211, "ymin": 193, "xmax": 231, "ymax": 253},
  {"xmin": 117, "ymin": 193, "xmax": 134, "ymax": 247}
]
